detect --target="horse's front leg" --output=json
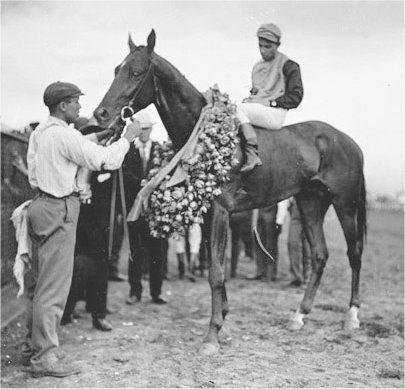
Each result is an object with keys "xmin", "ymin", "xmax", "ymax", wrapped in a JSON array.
[{"xmin": 200, "ymin": 203, "xmax": 229, "ymax": 356}]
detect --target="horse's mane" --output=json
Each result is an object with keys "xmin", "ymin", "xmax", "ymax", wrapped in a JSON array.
[{"xmin": 151, "ymin": 51, "xmax": 206, "ymax": 106}]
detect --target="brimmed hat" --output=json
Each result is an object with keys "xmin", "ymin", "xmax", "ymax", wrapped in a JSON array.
[
  {"xmin": 257, "ymin": 23, "xmax": 281, "ymax": 44},
  {"xmin": 43, "ymin": 81, "xmax": 83, "ymax": 107},
  {"xmin": 134, "ymin": 110, "xmax": 157, "ymax": 129}
]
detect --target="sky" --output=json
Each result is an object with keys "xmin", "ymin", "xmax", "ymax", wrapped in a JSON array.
[{"xmin": 1, "ymin": 0, "xmax": 404, "ymax": 197}]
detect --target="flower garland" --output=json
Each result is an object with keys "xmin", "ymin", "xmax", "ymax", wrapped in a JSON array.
[{"xmin": 145, "ymin": 89, "xmax": 239, "ymax": 239}]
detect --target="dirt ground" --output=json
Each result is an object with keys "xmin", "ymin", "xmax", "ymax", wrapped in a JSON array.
[{"xmin": 1, "ymin": 208, "xmax": 404, "ymax": 388}]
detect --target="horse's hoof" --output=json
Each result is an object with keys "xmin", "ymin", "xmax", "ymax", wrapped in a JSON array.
[
  {"xmin": 344, "ymin": 318, "xmax": 360, "ymax": 330},
  {"xmin": 199, "ymin": 342, "xmax": 220, "ymax": 356},
  {"xmin": 289, "ymin": 311, "xmax": 305, "ymax": 331},
  {"xmin": 344, "ymin": 306, "xmax": 360, "ymax": 330}
]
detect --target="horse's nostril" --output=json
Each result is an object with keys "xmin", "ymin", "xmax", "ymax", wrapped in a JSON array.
[{"xmin": 96, "ymin": 108, "xmax": 109, "ymax": 120}]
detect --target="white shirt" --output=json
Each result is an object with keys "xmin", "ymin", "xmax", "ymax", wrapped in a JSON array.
[
  {"xmin": 27, "ymin": 116, "xmax": 130, "ymax": 197},
  {"xmin": 134, "ymin": 138, "xmax": 152, "ymax": 159},
  {"xmin": 134, "ymin": 138, "xmax": 152, "ymax": 171}
]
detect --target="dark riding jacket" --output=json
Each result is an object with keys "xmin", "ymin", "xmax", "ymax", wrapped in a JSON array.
[{"xmin": 273, "ymin": 60, "xmax": 304, "ymax": 110}]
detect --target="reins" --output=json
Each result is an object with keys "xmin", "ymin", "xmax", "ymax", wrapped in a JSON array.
[{"xmin": 107, "ymin": 60, "xmax": 155, "ymax": 263}]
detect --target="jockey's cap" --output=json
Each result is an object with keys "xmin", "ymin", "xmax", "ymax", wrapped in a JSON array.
[
  {"xmin": 43, "ymin": 81, "xmax": 84, "ymax": 107},
  {"xmin": 257, "ymin": 23, "xmax": 281, "ymax": 44},
  {"xmin": 134, "ymin": 109, "xmax": 157, "ymax": 129}
]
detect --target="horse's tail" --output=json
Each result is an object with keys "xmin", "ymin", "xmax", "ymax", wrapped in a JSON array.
[{"xmin": 357, "ymin": 172, "xmax": 367, "ymax": 246}]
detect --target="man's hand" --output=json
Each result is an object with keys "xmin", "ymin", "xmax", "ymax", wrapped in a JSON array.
[{"xmin": 122, "ymin": 119, "xmax": 141, "ymax": 142}]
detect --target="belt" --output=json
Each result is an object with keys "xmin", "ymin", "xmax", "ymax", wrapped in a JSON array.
[{"xmin": 38, "ymin": 189, "xmax": 79, "ymax": 199}]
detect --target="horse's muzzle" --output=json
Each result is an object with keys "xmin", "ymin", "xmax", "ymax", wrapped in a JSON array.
[{"xmin": 93, "ymin": 107, "xmax": 111, "ymax": 126}]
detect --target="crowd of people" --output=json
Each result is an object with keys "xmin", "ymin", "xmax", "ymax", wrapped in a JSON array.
[{"xmin": 18, "ymin": 22, "xmax": 307, "ymax": 378}]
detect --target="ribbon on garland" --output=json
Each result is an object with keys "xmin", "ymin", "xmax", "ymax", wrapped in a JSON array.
[{"xmin": 127, "ymin": 104, "xmax": 212, "ymax": 222}]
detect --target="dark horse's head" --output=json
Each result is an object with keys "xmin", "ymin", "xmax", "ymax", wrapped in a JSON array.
[
  {"xmin": 94, "ymin": 30, "xmax": 206, "ymax": 149},
  {"xmin": 93, "ymin": 30, "xmax": 157, "ymax": 129}
]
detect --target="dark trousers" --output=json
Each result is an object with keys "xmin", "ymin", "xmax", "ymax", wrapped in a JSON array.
[
  {"xmin": 128, "ymin": 218, "xmax": 165, "ymax": 300},
  {"xmin": 63, "ymin": 254, "xmax": 109, "ymax": 320},
  {"xmin": 109, "ymin": 214, "xmax": 124, "ymax": 277},
  {"xmin": 288, "ymin": 201, "xmax": 311, "ymax": 283},
  {"xmin": 62, "ymin": 201, "xmax": 110, "ymax": 321},
  {"xmin": 255, "ymin": 205, "xmax": 279, "ymax": 279}
]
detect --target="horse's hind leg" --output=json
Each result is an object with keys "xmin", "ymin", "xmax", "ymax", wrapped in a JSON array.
[
  {"xmin": 333, "ymin": 201, "xmax": 364, "ymax": 330},
  {"xmin": 200, "ymin": 202, "xmax": 229, "ymax": 356},
  {"xmin": 290, "ymin": 186, "xmax": 331, "ymax": 330}
]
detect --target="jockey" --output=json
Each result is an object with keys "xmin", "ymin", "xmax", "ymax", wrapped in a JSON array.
[{"xmin": 237, "ymin": 23, "xmax": 304, "ymax": 173}]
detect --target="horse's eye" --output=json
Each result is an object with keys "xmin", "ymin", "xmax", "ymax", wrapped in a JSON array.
[{"xmin": 130, "ymin": 70, "xmax": 141, "ymax": 78}]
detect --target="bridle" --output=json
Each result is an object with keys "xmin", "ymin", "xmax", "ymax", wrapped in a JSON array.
[
  {"xmin": 104, "ymin": 58, "xmax": 157, "ymax": 264},
  {"xmin": 104, "ymin": 58, "xmax": 156, "ymax": 143},
  {"xmin": 118, "ymin": 59, "xmax": 156, "ymax": 124}
]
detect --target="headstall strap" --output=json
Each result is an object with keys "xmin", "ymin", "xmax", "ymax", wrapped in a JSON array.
[
  {"xmin": 107, "ymin": 60, "xmax": 155, "ymax": 263},
  {"xmin": 123, "ymin": 60, "xmax": 154, "ymax": 117}
]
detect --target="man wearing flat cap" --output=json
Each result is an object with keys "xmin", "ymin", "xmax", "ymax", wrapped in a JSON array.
[
  {"xmin": 237, "ymin": 23, "xmax": 304, "ymax": 173},
  {"xmin": 23, "ymin": 81, "xmax": 141, "ymax": 378}
]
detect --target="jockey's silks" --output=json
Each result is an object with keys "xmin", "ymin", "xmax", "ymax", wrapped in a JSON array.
[{"xmin": 245, "ymin": 51, "xmax": 290, "ymax": 106}]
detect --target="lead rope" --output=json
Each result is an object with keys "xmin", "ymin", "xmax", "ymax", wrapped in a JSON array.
[
  {"xmin": 107, "ymin": 169, "xmax": 118, "ymax": 261},
  {"xmin": 118, "ymin": 167, "xmax": 133, "ymax": 261},
  {"xmin": 106, "ymin": 110, "xmax": 135, "ymax": 263},
  {"xmin": 106, "ymin": 61, "xmax": 155, "ymax": 263}
]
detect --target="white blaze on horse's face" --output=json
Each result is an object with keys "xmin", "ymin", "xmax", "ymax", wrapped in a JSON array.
[{"xmin": 93, "ymin": 30, "xmax": 156, "ymax": 128}]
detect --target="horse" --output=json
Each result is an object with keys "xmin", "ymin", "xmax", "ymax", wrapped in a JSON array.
[{"xmin": 92, "ymin": 30, "xmax": 366, "ymax": 355}]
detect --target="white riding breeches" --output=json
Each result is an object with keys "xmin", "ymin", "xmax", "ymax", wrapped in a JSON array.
[
  {"xmin": 236, "ymin": 103, "xmax": 287, "ymax": 130},
  {"xmin": 175, "ymin": 223, "xmax": 202, "ymax": 254}
]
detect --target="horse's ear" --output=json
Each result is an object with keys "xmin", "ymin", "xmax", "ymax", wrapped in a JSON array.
[
  {"xmin": 128, "ymin": 33, "xmax": 136, "ymax": 52},
  {"xmin": 147, "ymin": 29, "xmax": 156, "ymax": 54}
]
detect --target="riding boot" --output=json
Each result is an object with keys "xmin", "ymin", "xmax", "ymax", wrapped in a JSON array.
[
  {"xmin": 240, "ymin": 123, "xmax": 262, "ymax": 173},
  {"xmin": 177, "ymin": 253, "xmax": 185, "ymax": 279}
]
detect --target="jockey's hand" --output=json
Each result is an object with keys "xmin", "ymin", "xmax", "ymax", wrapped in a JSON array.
[
  {"xmin": 122, "ymin": 119, "xmax": 141, "ymax": 142},
  {"xmin": 250, "ymin": 87, "xmax": 258, "ymax": 95}
]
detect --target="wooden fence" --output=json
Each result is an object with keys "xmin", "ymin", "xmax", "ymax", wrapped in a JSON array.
[{"xmin": 1, "ymin": 131, "xmax": 36, "ymax": 286}]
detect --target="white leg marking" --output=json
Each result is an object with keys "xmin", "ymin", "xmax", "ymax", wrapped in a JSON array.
[
  {"xmin": 344, "ymin": 306, "xmax": 360, "ymax": 330},
  {"xmin": 289, "ymin": 308, "xmax": 306, "ymax": 331},
  {"xmin": 199, "ymin": 342, "xmax": 220, "ymax": 356}
]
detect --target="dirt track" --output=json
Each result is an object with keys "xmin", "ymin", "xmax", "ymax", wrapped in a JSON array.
[{"xmin": 1, "ymin": 209, "xmax": 404, "ymax": 388}]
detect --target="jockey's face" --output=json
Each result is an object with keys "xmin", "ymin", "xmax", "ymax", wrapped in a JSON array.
[{"xmin": 258, "ymin": 38, "xmax": 279, "ymax": 61}]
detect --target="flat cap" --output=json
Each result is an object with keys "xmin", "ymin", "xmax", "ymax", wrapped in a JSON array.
[
  {"xmin": 43, "ymin": 81, "xmax": 84, "ymax": 107},
  {"xmin": 257, "ymin": 23, "xmax": 281, "ymax": 44}
]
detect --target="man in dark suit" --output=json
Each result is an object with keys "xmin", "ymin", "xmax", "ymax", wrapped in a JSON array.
[{"xmin": 123, "ymin": 110, "xmax": 167, "ymax": 305}]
